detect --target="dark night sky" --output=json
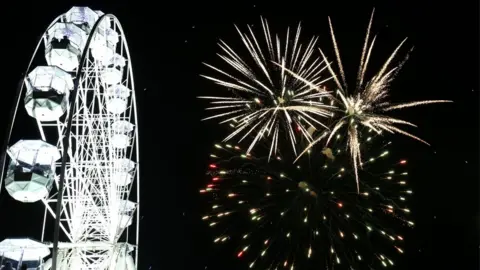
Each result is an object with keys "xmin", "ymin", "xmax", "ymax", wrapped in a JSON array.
[{"xmin": 0, "ymin": 1, "xmax": 478, "ymax": 269}]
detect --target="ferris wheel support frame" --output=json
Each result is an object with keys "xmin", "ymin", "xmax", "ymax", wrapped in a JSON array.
[{"xmin": 0, "ymin": 12, "xmax": 141, "ymax": 270}]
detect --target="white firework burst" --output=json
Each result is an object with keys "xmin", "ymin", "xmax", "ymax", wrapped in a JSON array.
[
  {"xmin": 199, "ymin": 18, "xmax": 335, "ymax": 159},
  {"xmin": 281, "ymin": 9, "xmax": 452, "ymax": 192}
]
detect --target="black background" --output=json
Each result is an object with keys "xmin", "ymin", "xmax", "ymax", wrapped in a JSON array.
[{"xmin": 0, "ymin": 1, "xmax": 478, "ymax": 269}]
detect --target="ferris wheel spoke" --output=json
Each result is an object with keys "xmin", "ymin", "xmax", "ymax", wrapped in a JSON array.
[{"xmin": 40, "ymin": 198, "xmax": 74, "ymax": 242}]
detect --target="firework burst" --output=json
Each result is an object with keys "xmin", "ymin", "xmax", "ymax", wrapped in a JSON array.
[
  {"xmin": 278, "ymin": 9, "xmax": 451, "ymax": 192},
  {"xmin": 200, "ymin": 136, "xmax": 413, "ymax": 269},
  {"xmin": 199, "ymin": 18, "xmax": 335, "ymax": 159}
]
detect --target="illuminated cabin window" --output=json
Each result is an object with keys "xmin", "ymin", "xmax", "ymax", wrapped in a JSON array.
[
  {"xmin": 105, "ymin": 84, "xmax": 131, "ymax": 114},
  {"xmin": 24, "ymin": 66, "xmax": 74, "ymax": 121},
  {"xmin": 110, "ymin": 120, "xmax": 134, "ymax": 149},
  {"xmin": 90, "ymin": 24, "xmax": 119, "ymax": 63},
  {"xmin": 64, "ymin": 7, "xmax": 98, "ymax": 34},
  {"xmin": 116, "ymin": 199, "xmax": 137, "ymax": 229},
  {"xmin": 5, "ymin": 140, "xmax": 60, "ymax": 203},
  {"xmin": 44, "ymin": 22, "xmax": 87, "ymax": 72},
  {"xmin": 100, "ymin": 53, "xmax": 126, "ymax": 85},
  {"xmin": 112, "ymin": 158, "xmax": 135, "ymax": 186}
]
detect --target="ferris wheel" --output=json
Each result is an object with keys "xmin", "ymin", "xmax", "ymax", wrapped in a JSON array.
[{"xmin": 0, "ymin": 6, "xmax": 140, "ymax": 270}]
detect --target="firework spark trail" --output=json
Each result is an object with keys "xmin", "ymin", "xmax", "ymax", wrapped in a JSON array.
[
  {"xmin": 201, "ymin": 139, "xmax": 413, "ymax": 269},
  {"xmin": 357, "ymin": 9, "xmax": 376, "ymax": 90},
  {"xmin": 278, "ymin": 10, "xmax": 452, "ymax": 192},
  {"xmin": 199, "ymin": 18, "xmax": 336, "ymax": 159}
]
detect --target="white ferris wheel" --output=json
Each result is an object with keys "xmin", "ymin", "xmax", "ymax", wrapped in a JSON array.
[{"xmin": 0, "ymin": 6, "xmax": 140, "ymax": 270}]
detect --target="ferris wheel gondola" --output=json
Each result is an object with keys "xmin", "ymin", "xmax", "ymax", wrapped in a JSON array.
[{"xmin": 0, "ymin": 6, "xmax": 140, "ymax": 270}]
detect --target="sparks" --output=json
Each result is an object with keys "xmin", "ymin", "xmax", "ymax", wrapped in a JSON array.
[
  {"xmin": 201, "ymin": 139, "xmax": 411, "ymax": 269},
  {"xmin": 279, "ymin": 9, "xmax": 451, "ymax": 192},
  {"xmin": 199, "ymin": 18, "xmax": 335, "ymax": 159}
]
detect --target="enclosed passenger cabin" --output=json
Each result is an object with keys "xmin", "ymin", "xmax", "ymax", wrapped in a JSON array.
[
  {"xmin": 100, "ymin": 54, "xmax": 126, "ymax": 85},
  {"xmin": 110, "ymin": 121, "xmax": 134, "ymax": 149},
  {"xmin": 105, "ymin": 84, "xmax": 131, "ymax": 114},
  {"xmin": 112, "ymin": 244, "xmax": 135, "ymax": 270},
  {"xmin": 64, "ymin": 7, "xmax": 98, "ymax": 34},
  {"xmin": 5, "ymin": 140, "xmax": 60, "ymax": 203},
  {"xmin": 90, "ymin": 12, "xmax": 119, "ymax": 63},
  {"xmin": 91, "ymin": 27, "xmax": 119, "ymax": 63},
  {"xmin": 116, "ymin": 199, "xmax": 136, "ymax": 229},
  {"xmin": 44, "ymin": 22, "xmax": 87, "ymax": 72},
  {"xmin": 112, "ymin": 158, "xmax": 135, "ymax": 186},
  {"xmin": 94, "ymin": 10, "xmax": 111, "ymax": 29},
  {"xmin": 0, "ymin": 238, "xmax": 50, "ymax": 270},
  {"xmin": 24, "ymin": 66, "xmax": 74, "ymax": 122},
  {"xmin": 114, "ymin": 254, "xmax": 135, "ymax": 270}
]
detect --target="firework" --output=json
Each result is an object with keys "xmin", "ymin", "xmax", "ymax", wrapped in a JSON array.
[
  {"xmin": 277, "ymin": 10, "xmax": 451, "ymax": 192},
  {"xmin": 199, "ymin": 18, "xmax": 335, "ymax": 159},
  {"xmin": 200, "ymin": 135, "xmax": 412, "ymax": 269}
]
